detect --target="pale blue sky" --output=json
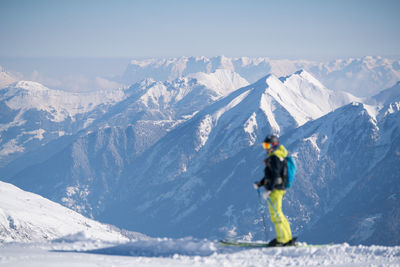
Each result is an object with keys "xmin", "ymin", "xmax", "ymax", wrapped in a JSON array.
[{"xmin": 0, "ymin": 0, "xmax": 399, "ymax": 59}]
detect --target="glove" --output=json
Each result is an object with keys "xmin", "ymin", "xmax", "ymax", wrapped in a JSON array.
[
  {"xmin": 262, "ymin": 190, "xmax": 271, "ymax": 200},
  {"xmin": 253, "ymin": 182, "xmax": 261, "ymax": 190}
]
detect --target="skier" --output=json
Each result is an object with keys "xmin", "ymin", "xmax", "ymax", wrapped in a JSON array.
[{"xmin": 254, "ymin": 135, "xmax": 296, "ymax": 247}]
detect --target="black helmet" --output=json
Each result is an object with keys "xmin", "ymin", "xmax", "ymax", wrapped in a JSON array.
[{"xmin": 263, "ymin": 135, "xmax": 279, "ymax": 149}]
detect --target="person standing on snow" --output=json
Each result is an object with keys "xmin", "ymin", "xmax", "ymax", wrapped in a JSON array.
[{"xmin": 254, "ymin": 135, "xmax": 295, "ymax": 247}]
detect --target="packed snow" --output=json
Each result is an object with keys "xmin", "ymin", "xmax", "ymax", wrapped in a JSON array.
[
  {"xmin": 1, "ymin": 177, "xmax": 399, "ymax": 266},
  {"xmin": 0, "ymin": 237, "xmax": 399, "ymax": 266}
]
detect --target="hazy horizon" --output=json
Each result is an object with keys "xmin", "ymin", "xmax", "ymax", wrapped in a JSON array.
[{"xmin": 1, "ymin": 0, "xmax": 399, "ymax": 59}]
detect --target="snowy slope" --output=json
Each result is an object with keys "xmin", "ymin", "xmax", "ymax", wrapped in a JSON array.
[
  {"xmin": 0, "ymin": 239, "xmax": 399, "ymax": 266},
  {"xmin": 0, "ymin": 177, "xmax": 399, "ymax": 265},
  {"xmin": 0, "ymin": 181, "xmax": 144, "ymax": 243}
]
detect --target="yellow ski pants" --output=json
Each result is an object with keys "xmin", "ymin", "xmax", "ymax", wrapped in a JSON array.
[{"xmin": 267, "ymin": 189, "xmax": 292, "ymax": 243}]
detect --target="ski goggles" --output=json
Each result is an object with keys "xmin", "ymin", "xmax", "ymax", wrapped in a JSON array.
[{"xmin": 263, "ymin": 142, "xmax": 272, "ymax": 149}]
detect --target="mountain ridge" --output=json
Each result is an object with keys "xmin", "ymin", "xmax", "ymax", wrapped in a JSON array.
[{"xmin": 120, "ymin": 56, "xmax": 400, "ymax": 97}]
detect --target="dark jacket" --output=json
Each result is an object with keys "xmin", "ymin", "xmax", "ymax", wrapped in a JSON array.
[{"xmin": 259, "ymin": 145, "xmax": 288, "ymax": 191}]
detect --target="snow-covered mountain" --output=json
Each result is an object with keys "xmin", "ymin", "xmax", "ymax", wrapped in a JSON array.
[
  {"xmin": 0, "ymin": 180, "xmax": 145, "ymax": 243},
  {"xmin": 5, "ymin": 70, "xmax": 374, "ymax": 242},
  {"xmin": 0, "ymin": 81, "xmax": 126, "ymax": 167},
  {"xmin": 1, "ymin": 63, "xmax": 399, "ymax": 246},
  {"xmin": 125, "ymin": 69, "xmax": 248, "ymax": 121},
  {"xmin": 0, "ymin": 70, "xmax": 250, "ymax": 214},
  {"xmin": 113, "ymin": 96, "xmax": 399, "ymax": 245},
  {"xmin": 94, "ymin": 77, "xmax": 377, "ymax": 240},
  {"xmin": 84, "ymin": 69, "xmax": 249, "ymax": 155},
  {"xmin": 120, "ymin": 56, "xmax": 313, "ymax": 85},
  {"xmin": 308, "ymin": 56, "xmax": 400, "ymax": 97},
  {"xmin": 120, "ymin": 56, "xmax": 400, "ymax": 97},
  {"xmin": 294, "ymin": 100, "xmax": 400, "ymax": 246},
  {"xmin": 0, "ymin": 70, "xmax": 247, "ymax": 169}
]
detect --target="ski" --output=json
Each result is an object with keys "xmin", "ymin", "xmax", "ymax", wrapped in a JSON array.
[
  {"xmin": 219, "ymin": 239, "xmax": 270, "ymax": 248},
  {"xmin": 219, "ymin": 239, "xmax": 331, "ymax": 248}
]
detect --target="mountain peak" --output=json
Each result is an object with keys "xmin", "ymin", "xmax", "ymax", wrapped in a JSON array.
[
  {"xmin": 14, "ymin": 80, "xmax": 49, "ymax": 91},
  {"xmin": 187, "ymin": 69, "xmax": 249, "ymax": 97},
  {"xmin": 281, "ymin": 69, "xmax": 324, "ymax": 87}
]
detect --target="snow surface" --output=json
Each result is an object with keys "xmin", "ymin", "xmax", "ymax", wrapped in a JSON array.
[
  {"xmin": 0, "ymin": 181, "xmax": 135, "ymax": 243},
  {"xmin": 0, "ymin": 238, "xmax": 399, "ymax": 266},
  {"xmin": 1, "ymin": 181, "xmax": 399, "ymax": 266}
]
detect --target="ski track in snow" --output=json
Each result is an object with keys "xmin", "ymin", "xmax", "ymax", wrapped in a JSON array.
[{"xmin": 0, "ymin": 238, "xmax": 399, "ymax": 267}]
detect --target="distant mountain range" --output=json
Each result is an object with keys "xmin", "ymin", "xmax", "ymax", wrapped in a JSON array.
[
  {"xmin": 0, "ymin": 80, "xmax": 127, "ymax": 167},
  {"xmin": 1, "ymin": 57, "xmax": 399, "ymax": 246},
  {"xmin": 119, "ymin": 56, "xmax": 400, "ymax": 97}
]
